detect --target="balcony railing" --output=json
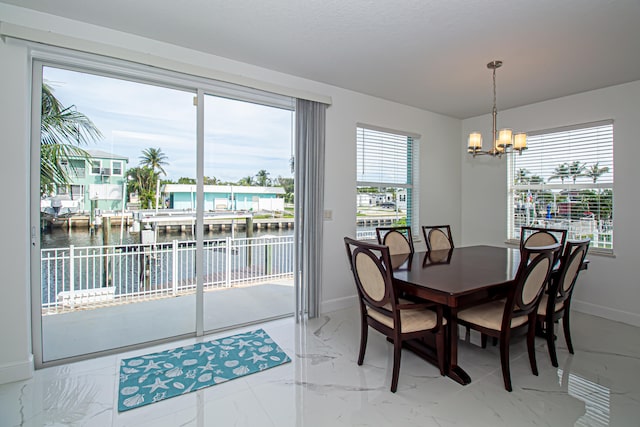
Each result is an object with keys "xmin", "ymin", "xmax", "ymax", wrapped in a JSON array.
[{"xmin": 41, "ymin": 235, "xmax": 294, "ymax": 313}]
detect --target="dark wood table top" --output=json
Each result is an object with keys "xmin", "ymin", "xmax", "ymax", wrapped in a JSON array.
[
  {"xmin": 392, "ymin": 245, "xmax": 522, "ymax": 307},
  {"xmin": 391, "ymin": 245, "xmax": 523, "ymax": 385}
]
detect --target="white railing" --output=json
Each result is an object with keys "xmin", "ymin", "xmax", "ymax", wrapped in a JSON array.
[
  {"xmin": 355, "ymin": 229, "xmax": 377, "ymax": 240},
  {"xmin": 41, "ymin": 235, "xmax": 294, "ymax": 313},
  {"xmin": 512, "ymin": 217, "xmax": 613, "ymax": 249}
]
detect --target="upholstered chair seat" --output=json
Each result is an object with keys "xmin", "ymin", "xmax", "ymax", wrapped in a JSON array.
[
  {"xmin": 457, "ymin": 299, "xmax": 527, "ymax": 331},
  {"xmin": 456, "ymin": 243, "xmax": 561, "ymax": 391}
]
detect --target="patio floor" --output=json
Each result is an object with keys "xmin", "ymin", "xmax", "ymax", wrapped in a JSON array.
[{"xmin": 41, "ymin": 279, "xmax": 294, "ymax": 361}]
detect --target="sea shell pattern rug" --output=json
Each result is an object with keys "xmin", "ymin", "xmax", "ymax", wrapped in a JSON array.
[{"xmin": 118, "ymin": 328, "xmax": 290, "ymax": 411}]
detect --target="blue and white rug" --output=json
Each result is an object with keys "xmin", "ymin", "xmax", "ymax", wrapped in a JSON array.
[{"xmin": 118, "ymin": 328, "xmax": 290, "ymax": 412}]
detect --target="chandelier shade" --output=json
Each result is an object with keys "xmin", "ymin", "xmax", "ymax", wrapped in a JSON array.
[{"xmin": 468, "ymin": 60, "xmax": 527, "ymax": 158}]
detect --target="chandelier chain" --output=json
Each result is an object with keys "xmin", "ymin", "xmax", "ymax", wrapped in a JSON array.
[{"xmin": 467, "ymin": 60, "xmax": 527, "ymax": 157}]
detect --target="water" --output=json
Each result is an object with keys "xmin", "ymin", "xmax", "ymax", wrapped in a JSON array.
[
  {"xmin": 40, "ymin": 226, "xmax": 295, "ymax": 307},
  {"xmin": 41, "ymin": 226, "xmax": 294, "ymax": 250}
]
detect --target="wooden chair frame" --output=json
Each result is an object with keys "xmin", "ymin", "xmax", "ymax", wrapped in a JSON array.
[
  {"xmin": 520, "ymin": 226, "xmax": 568, "ymax": 251},
  {"xmin": 375, "ymin": 226, "xmax": 415, "ymax": 255},
  {"xmin": 537, "ymin": 239, "xmax": 590, "ymax": 367},
  {"xmin": 457, "ymin": 243, "xmax": 561, "ymax": 391},
  {"xmin": 344, "ymin": 237, "xmax": 445, "ymax": 392},
  {"xmin": 422, "ymin": 225, "xmax": 454, "ymax": 252}
]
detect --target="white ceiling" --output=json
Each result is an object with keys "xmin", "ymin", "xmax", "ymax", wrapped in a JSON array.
[{"xmin": 3, "ymin": 0, "xmax": 640, "ymax": 119}]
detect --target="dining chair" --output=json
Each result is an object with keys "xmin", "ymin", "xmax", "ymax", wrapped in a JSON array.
[
  {"xmin": 422, "ymin": 225, "xmax": 454, "ymax": 252},
  {"xmin": 344, "ymin": 237, "xmax": 446, "ymax": 392},
  {"xmin": 520, "ymin": 226, "xmax": 568, "ymax": 251},
  {"xmin": 375, "ymin": 226, "xmax": 414, "ymax": 255},
  {"xmin": 456, "ymin": 243, "xmax": 561, "ymax": 391},
  {"xmin": 537, "ymin": 239, "xmax": 590, "ymax": 367}
]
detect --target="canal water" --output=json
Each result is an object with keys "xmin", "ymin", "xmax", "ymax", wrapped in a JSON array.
[{"xmin": 41, "ymin": 226, "xmax": 295, "ymax": 249}]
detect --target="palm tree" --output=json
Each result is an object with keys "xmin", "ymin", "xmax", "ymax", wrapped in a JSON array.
[
  {"xmin": 529, "ymin": 175, "xmax": 544, "ymax": 185},
  {"xmin": 568, "ymin": 161, "xmax": 586, "ymax": 184},
  {"xmin": 256, "ymin": 169, "xmax": 271, "ymax": 186},
  {"xmin": 548, "ymin": 163, "xmax": 570, "ymax": 184},
  {"xmin": 126, "ymin": 166, "xmax": 159, "ymax": 209},
  {"xmin": 40, "ymin": 83, "xmax": 102, "ymax": 194},
  {"xmin": 203, "ymin": 176, "xmax": 220, "ymax": 185},
  {"xmin": 238, "ymin": 175, "xmax": 254, "ymax": 186},
  {"xmin": 139, "ymin": 147, "xmax": 169, "ymax": 176},
  {"xmin": 585, "ymin": 162, "xmax": 610, "ymax": 183}
]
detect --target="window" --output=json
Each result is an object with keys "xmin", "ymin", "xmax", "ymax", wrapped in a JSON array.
[
  {"xmin": 508, "ymin": 120, "xmax": 614, "ymax": 251},
  {"xmin": 111, "ymin": 160, "xmax": 123, "ymax": 176},
  {"xmin": 356, "ymin": 125, "xmax": 417, "ymax": 240},
  {"xmin": 91, "ymin": 160, "xmax": 101, "ymax": 175}
]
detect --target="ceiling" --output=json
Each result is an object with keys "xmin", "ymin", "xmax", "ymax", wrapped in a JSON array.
[{"xmin": 3, "ymin": 0, "xmax": 640, "ymax": 119}]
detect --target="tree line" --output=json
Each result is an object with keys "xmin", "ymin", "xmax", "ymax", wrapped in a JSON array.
[
  {"xmin": 515, "ymin": 161, "xmax": 610, "ymax": 185},
  {"xmin": 127, "ymin": 148, "xmax": 294, "ymax": 208}
]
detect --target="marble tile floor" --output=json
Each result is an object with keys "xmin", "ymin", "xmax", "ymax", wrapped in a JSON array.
[{"xmin": 1, "ymin": 308, "xmax": 639, "ymax": 426}]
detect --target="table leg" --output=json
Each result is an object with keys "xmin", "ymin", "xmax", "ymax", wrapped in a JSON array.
[{"xmin": 447, "ymin": 308, "xmax": 472, "ymax": 385}]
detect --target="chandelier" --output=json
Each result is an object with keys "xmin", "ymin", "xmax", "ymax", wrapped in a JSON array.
[{"xmin": 467, "ymin": 60, "xmax": 527, "ymax": 157}]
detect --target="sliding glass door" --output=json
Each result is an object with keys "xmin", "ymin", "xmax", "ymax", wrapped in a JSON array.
[
  {"xmin": 32, "ymin": 53, "xmax": 295, "ymax": 365},
  {"xmin": 36, "ymin": 64, "xmax": 198, "ymax": 362},
  {"xmin": 202, "ymin": 94, "xmax": 295, "ymax": 332}
]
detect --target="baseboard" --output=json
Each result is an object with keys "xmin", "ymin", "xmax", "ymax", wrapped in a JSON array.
[
  {"xmin": 320, "ymin": 294, "xmax": 358, "ymax": 314},
  {"xmin": 572, "ymin": 299, "xmax": 640, "ymax": 327},
  {"xmin": 0, "ymin": 354, "xmax": 34, "ymax": 385}
]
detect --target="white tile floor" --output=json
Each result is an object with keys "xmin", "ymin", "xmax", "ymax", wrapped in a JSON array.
[{"xmin": 1, "ymin": 308, "xmax": 639, "ymax": 426}]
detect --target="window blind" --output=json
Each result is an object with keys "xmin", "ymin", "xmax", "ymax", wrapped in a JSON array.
[
  {"xmin": 356, "ymin": 127, "xmax": 413, "ymax": 187},
  {"xmin": 508, "ymin": 121, "xmax": 614, "ymax": 250}
]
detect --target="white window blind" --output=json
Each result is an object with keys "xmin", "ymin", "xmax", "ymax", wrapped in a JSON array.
[
  {"xmin": 356, "ymin": 126, "xmax": 417, "ymax": 240},
  {"xmin": 357, "ymin": 127, "xmax": 414, "ymax": 187},
  {"xmin": 508, "ymin": 120, "xmax": 614, "ymax": 250}
]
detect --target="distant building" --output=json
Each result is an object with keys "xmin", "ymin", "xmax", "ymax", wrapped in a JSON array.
[
  {"xmin": 163, "ymin": 184, "xmax": 285, "ymax": 212},
  {"xmin": 41, "ymin": 150, "xmax": 129, "ymax": 214},
  {"xmin": 357, "ymin": 190, "xmax": 407, "ymax": 210}
]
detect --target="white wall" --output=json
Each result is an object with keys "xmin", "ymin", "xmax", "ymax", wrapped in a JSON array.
[
  {"xmin": 462, "ymin": 80, "xmax": 640, "ymax": 327},
  {"xmin": 0, "ymin": 4, "xmax": 462, "ymax": 383}
]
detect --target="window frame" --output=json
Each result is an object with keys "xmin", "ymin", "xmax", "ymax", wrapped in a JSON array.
[
  {"xmin": 90, "ymin": 159, "xmax": 102, "ymax": 175},
  {"xmin": 355, "ymin": 124, "xmax": 419, "ymax": 240},
  {"xmin": 111, "ymin": 160, "xmax": 123, "ymax": 176},
  {"xmin": 507, "ymin": 120, "xmax": 614, "ymax": 254}
]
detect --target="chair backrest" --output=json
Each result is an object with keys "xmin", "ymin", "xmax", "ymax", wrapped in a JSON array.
[
  {"xmin": 551, "ymin": 239, "xmax": 590, "ymax": 307},
  {"xmin": 520, "ymin": 226, "xmax": 568, "ymax": 250},
  {"xmin": 375, "ymin": 226, "xmax": 414, "ymax": 255},
  {"xmin": 344, "ymin": 237, "xmax": 397, "ymax": 314},
  {"xmin": 504, "ymin": 243, "xmax": 562, "ymax": 326},
  {"xmin": 422, "ymin": 225, "xmax": 454, "ymax": 251}
]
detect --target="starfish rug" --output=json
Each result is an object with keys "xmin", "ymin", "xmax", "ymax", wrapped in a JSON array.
[{"xmin": 117, "ymin": 328, "xmax": 290, "ymax": 411}]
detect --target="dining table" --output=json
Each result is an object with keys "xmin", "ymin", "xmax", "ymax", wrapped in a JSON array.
[{"xmin": 391, "ymin": 245, "xmax": 523, "ymax": 385}]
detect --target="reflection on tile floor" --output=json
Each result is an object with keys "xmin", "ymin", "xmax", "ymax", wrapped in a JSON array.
[{"xmin": 1, "ymin": 309, "xmax": 639, "ymax": 426}]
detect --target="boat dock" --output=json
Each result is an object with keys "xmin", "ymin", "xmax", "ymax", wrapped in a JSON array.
[{"xmin": 41, "ymin": 211, "xmax": 294, "ymax": 232}]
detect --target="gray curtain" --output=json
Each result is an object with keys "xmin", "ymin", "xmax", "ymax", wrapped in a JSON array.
[{"xmin": 294, "ymin": 99, "xmax": 327, "ymax": 320}]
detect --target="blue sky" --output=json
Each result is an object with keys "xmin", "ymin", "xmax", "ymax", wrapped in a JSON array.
[{"xmin": 44, "ymin": 66, "xmax": 294, "ymax": 183}]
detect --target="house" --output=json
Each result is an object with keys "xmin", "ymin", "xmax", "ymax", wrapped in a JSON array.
[
  {"xmin": 1, "ymin": 2, "xmax": 639, "ymax": 425},
  {"xmin": 41, "ymin": 149, "xmax": 129, "ymax": 213},
  {"xmin": 163, "ymin": 184, "xmax": 285, "ymax": 212}
]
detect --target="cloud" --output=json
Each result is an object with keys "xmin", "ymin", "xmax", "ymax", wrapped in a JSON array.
[{"xmin": 43, "ymin": 66, "xmax": 293, "ymax": 182}]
